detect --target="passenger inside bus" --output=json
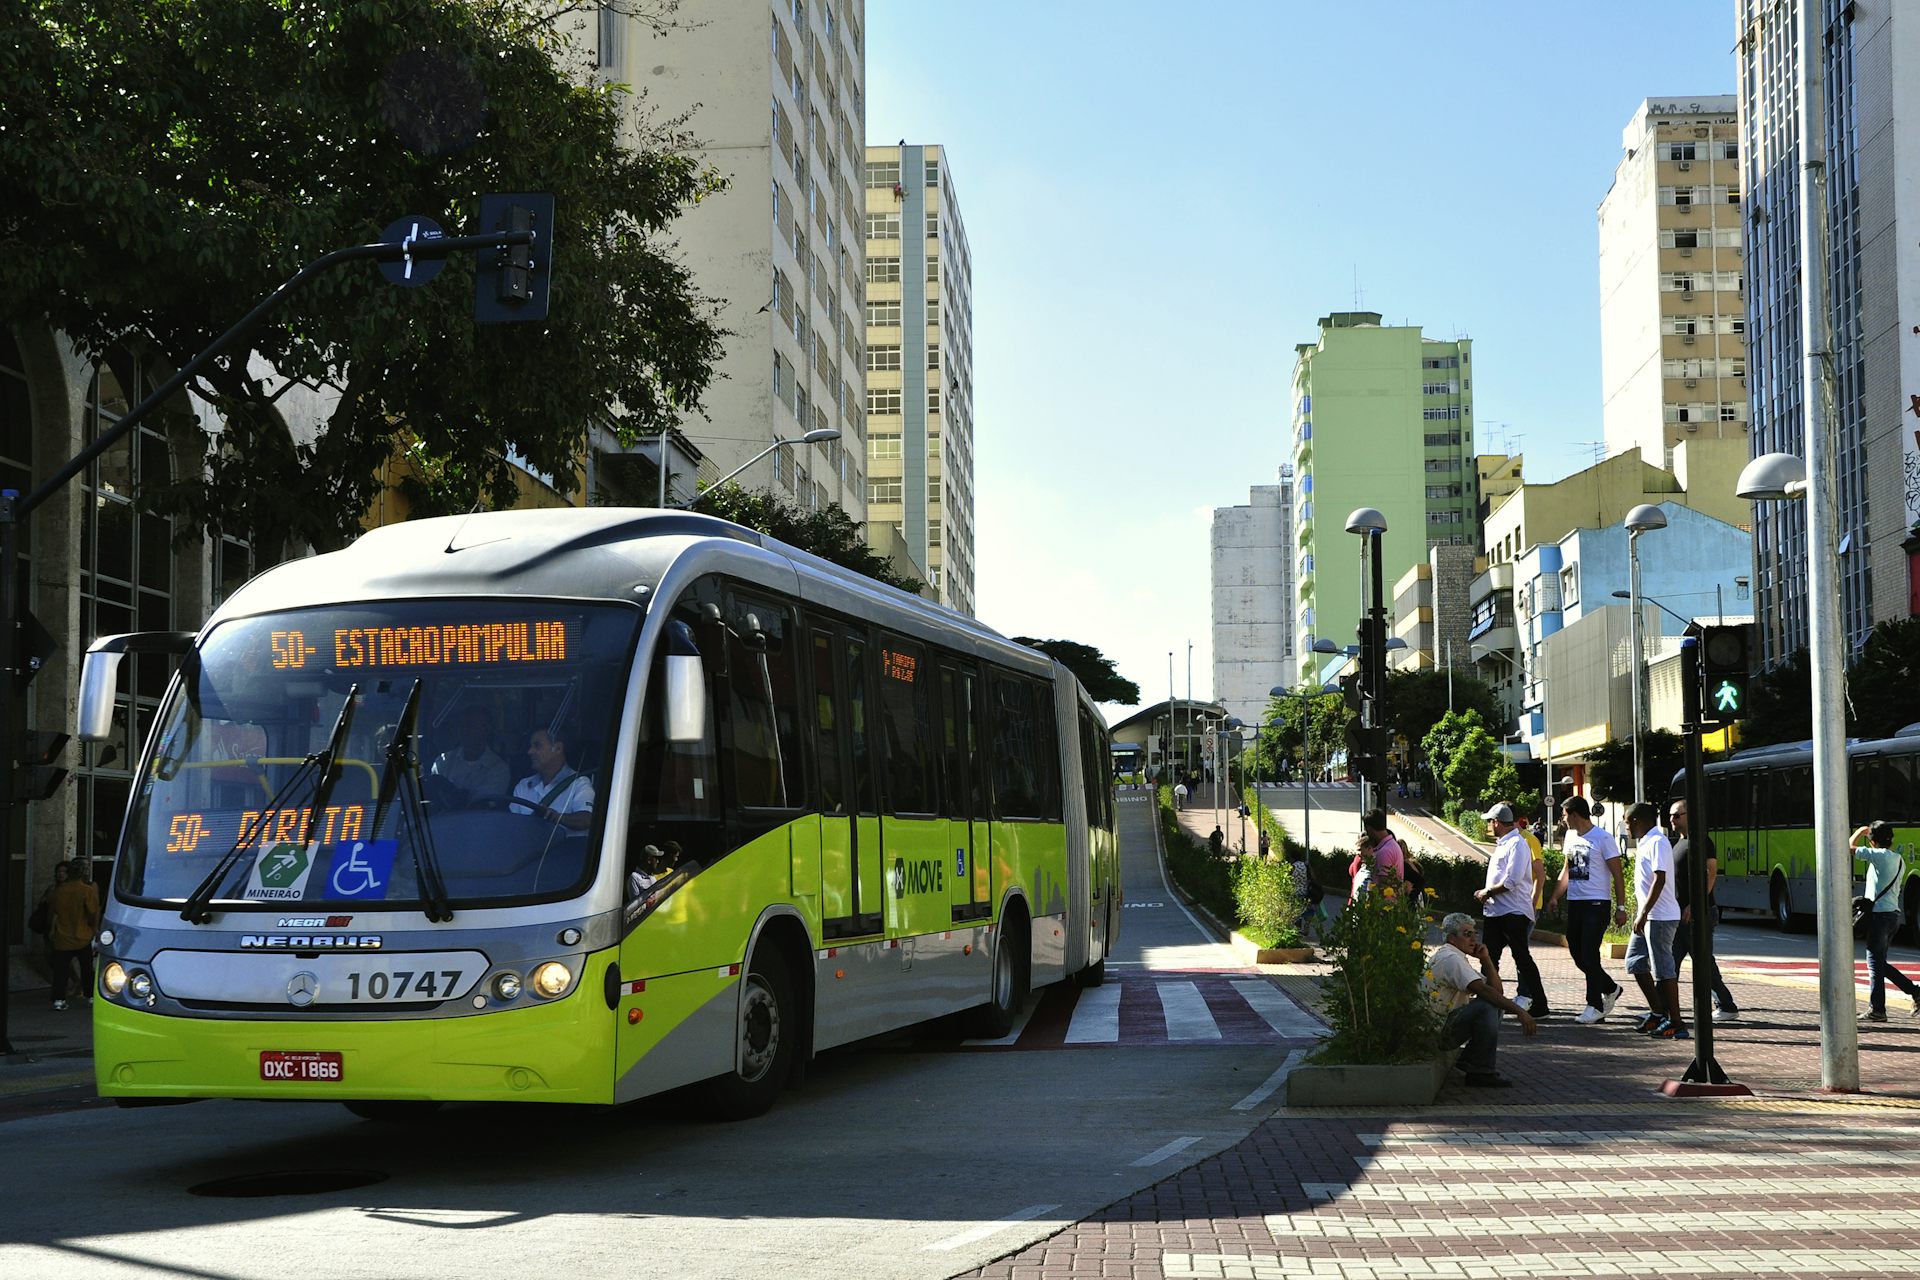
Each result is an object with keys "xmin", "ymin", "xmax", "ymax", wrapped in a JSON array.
[
  {"xmin": 429, "ymin": 704, "xmax": 510, "ymax": 804},
  {"xmin": 511, "ymin": 726, "xmax": 595, "ymax": 832}
]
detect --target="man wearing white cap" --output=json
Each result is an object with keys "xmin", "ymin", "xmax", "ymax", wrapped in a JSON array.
[{"xmin": 1474, "ymin": 801, "xmax": 1551, "ymax": 1018}]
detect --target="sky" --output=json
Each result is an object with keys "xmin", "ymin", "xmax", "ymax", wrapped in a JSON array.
[{"xmin": 864, "ymin": 1, "xmax": 1743, "ymax": 720}]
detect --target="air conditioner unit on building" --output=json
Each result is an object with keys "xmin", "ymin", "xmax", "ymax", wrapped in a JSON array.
[
  {"xmin": 1678, "ymin": 160, "xmax": 1692, "ymax": 170},
  {"xmin": 1683, "ymin": 333, "xmax": 1696, "ymax": 345},
  {"xmin": 1684, "ymin": 378, "xmax": 1698, "ymax": 387},
  {"xmin": 1680, "ymin": 246, "xmax": 1693, "ymax": 257},
  {"xmin": 1682, "ymin": 291, "xmax": 1695, "ymax": 300}
]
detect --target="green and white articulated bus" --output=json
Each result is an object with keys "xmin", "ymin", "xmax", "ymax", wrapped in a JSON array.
[
  {"xmin": 80, "ymin": 509, "xmax": 1120, "ymax": 1118},
  {"xmin": 1676, "ymin": 732, "xmax": 1920, "ymax": 932}
]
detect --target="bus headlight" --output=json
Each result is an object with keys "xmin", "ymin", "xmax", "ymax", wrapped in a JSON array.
[
  {"xmin": 102, "ymin": 962, "xmax": 127, "ymax": 996},
  {"xmin": 492, "ymin": 972, "xmax": 523, "ymax": 1001},
  {"xmin": 529, "ymin": 962, "xmax": 572, "ymax": 999},
  {"xmin": 128, "ymin": 971, "xmax": 154, "ymax": 1001}
]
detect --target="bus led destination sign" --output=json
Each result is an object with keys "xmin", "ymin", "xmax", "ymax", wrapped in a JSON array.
[{"xmin": 270, "ymin": 620, "xmax": 569, "ymax": 671}]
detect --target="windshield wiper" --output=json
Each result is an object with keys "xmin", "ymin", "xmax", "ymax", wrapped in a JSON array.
[
  {"xmin": 180, "ymin": 686, "xmax": 359, "ymax": 924},
  {"xmin": 372, "ymin": 679, "xmax": 453, "ymax": 923}
]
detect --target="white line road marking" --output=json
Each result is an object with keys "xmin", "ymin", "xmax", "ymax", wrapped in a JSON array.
[
  {"xmin": 1164, "ymin": 1249, "xmax": 1920, "ymax": 1279},
  {"xmin": 1358, "ymin": 1122, "xmax": 1920, "ymax": 1145},
  {"xmin": 1130, "ymin": 1136, "xmax": 1202, "ymax": 1167},
  {"xmin": 959, "ymin": 994, "xmax": 1040, "ymax": 1047},
  {"xmin": 1264, "ymin": 1206, "xmax": 1920, "ymax": 1241},
  {"xmin": 1229, "ymin": 979, "xmax": 1326, "ymax": 1036},
  {"xmin": 1304, "ymin": 1174, "xmax": 1920, "ymax": 1202},
  {"xmin": 1233, "ymin": 1048, "xmax": 1305, "ymax": 1112},
  {"xmin": 1157, "ymin": 981, "xmax": 1222, "ymax": 1040},
  {"xmin": 1366, "ymin": 1147, "xmax": 1889, "ymax": 1172},
  {"xmin": 1063, "ymin": 983, "xmax": 1122, "ymax": 1043},
  {"xmin": 921, "ymin": 1203, "xmax": 1061, "ymax": 1252}
]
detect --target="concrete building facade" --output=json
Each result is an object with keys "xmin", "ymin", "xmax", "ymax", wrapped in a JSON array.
[
  {"xmin": 1389, "ymin": 545, "xmax": 1478, "ymax": 674},
  {"xmin": 1211, "ymin": 471, "xmax": 1297, "ymax": 726},
  {"xmin": 613, "ymin": 2, "xmax": 867, "ymax": 513},
  {"xmin": 1598, "ymin": 97, "xmax": 1749, "ymax": 471},
  {"xmin": 1292, "ymin": 313, "xmax": 1476, "ymax": 685},
  {"xmin": 863, "ymin": 143, "xmax": 976, "ymax": 614},
  {"xmin": 1738, "ymin": 1, "xmax": 1920, "ymax": 664}
]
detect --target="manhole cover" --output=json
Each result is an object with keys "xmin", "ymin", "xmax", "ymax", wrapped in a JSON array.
[{"xmin": 189, "ymin": 1169, "xmax": 388, "ymax": 1198}]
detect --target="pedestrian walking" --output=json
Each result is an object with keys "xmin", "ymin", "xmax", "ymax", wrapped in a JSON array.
[
  {"xmin": 1624, "ymin": 801, "xmax": 1688, "ymax": 1039},
  {"xmin": 1545, "ymin": 795, "xmax": 1627, "ymax": 1023},
  {"xmin": 1668, "ymin": 798, "xmax": 1738, "ymax": 1022},
  {"xmin": 1258, "ymin": 828, "xmax": 1272, "ymax": 861},
  {"xmin": 1426, "ymin": 911, "xmax": 1538, "ymax": 1088},
  {"xmin": 1208, "ymin": 825, "xmax": 1224, "ymax": 858},
  {"xmin": 1292, "ymin": 851, "xmax": 1323, "ymax": 939},
  {"xmin": 1474, "ymin": 802, "xmax": 1551, "ymax": 1017},
  {"xmin": 1852, "ymin": 821, "xmax": 1919, "ymax": 1022},
  {"xmin": 1515, "ymin": 810, "xmax": 1547, "ymax": 914},
  {"xmin": 47, "ymin": 857, "xmax": 100, "ymax": 1010},
  {"xmin": 30, "ymin": 859, "xmax": 70, "ymax": 979},
  {"xmin": 1173, "ymin": 781, "xmax": 1188, "ymax": 810}
]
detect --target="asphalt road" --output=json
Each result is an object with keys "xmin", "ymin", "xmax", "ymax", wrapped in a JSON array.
[{"xmin": 0, "ymin": 796, "xmax": 1323, "ymax": 1280}]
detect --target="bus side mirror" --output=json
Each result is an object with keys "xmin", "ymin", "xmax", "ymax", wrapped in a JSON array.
[
  {"xmin": 78, "ymin": 650, "xmax": 124, "ymax": 742},
  {"xmin": 666, "ymin": 655, "xmax": 706, "ymax": 743}
]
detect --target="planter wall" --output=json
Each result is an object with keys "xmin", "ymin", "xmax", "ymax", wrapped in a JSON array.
[
  {"xmin": 1228, "ymin": 931, "xmax": 1315, "ymax": 965},
  {"xmin": 1285, "ymin": 1051, "xmax": 1455, "ymax": 1107}
]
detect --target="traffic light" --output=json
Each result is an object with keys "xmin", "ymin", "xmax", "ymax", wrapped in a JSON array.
[
  {"xmin": 473, "ymin": 193, "xmax": 554, "ymax": 324},
  {"xmin": 1346, "ymin": 721, "xmax": 1390, "ymax": 785},
  {"xmin": 1340, "ymin": 671, "xmax": 1364, "ymax": 713},
  {"xmin": 1697, "ymin": 622, "xmax": 1753, "ymax": 725},
  {"xmin": 17, "ymin": 729, "xmax": 68, "ymax": 802}
]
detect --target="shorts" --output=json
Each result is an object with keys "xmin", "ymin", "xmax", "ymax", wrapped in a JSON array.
[{"xmin": 1624, "ymin": 919, "xmax": 1679, "ymax": 980}]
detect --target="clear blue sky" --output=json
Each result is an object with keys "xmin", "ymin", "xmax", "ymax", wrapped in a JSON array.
[{"xmin": 865, "ymin": 2, "xmax": 1740, "ymax": 717}]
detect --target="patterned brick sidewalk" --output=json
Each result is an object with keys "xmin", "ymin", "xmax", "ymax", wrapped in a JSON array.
[{"xmin": 965, "ymin": 934, "xmax": 1920, "ymax": 1278}]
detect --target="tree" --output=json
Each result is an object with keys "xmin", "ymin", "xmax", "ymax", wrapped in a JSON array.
[
  {"xmin": 1, "ymin": 0, "xmax": 724, "ymax": 555},
  {"xmin": 1419, "ymin": 708, "xmax": 1488, "ymax": 802},
  {"xmin": 1742, "ymin": 647, "xmax": 1815, "ymax": 746},
  {"xmin": 1007, "ymin": 637, "xmax": 1139, "ymax": 705},
  {"xmin": 1848, "ymin": 619, "xmax": 1920, "ymax": 740},
  {"xmin": 1257, "ymin": 688, "xmax": 1346, "ymax": 780},
  {"xmin": 1584, "ymin": 730, "xmax": 1686, "ymax": 804},
  {"xmin": 1442, "ymin": 727, "xmax": 1504, "ymax": 809},
  {"xmin": 697, "ymin": 486, "xmax": 926, "ymax": 595},
  {"xmin": 1383, "ymin": 669, "xmax": 1503, "ymax": 766}
]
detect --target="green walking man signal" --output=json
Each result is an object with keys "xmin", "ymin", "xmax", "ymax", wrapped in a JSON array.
[{"xmin": 1711, "ymin": 679, "xmax": 1743, "ymax": 715}]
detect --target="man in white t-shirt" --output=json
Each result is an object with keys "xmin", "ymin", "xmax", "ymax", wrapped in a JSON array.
[
  {"xmin": 1427, "ymin": 911, "xmax": 1537, "ymax": 1088},
  {"xmin": 1624, "ymin": 801, "xmax": 1687, "ymax": 1039},
  {"xmin": 511, "ymin": 727, "xmax": 595, "ymax": 832},
  {"xmin": 430, "ymin": 705, "xmax": 510, "ymax": 803},
  {"xmin": 1474, "ymin": 802, "xmax": 1550, "ymax": 1017},
  {"xmin": 1546, "ymin": 794, "xmax": 1629, "ymax": 1023}
]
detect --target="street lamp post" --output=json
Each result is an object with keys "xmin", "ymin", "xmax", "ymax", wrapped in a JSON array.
[
  {"xmin": 1740, "ymin": 450, "xmax": 1856, "ymax": 1091},
  {"xmin": 1624, "ymin": 504, "xmax": 1668, "ymax": 806},
  {"xmin": 677, "ymin": 427, "xmax": 841, "ymax": 510},
  {"xmin": 1345, "ymin": 507, "xmax": 1390, "ymax": 815}
]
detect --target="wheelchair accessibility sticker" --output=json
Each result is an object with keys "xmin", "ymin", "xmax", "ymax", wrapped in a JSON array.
[{"xmin": 327, "ymin": 839, "xmax": 399, "ymax": 901}]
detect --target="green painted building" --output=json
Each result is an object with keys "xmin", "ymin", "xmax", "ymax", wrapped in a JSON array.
[{"xmin": 1291, "ymin": 313, "xmax": 1476, "ymax": 685}]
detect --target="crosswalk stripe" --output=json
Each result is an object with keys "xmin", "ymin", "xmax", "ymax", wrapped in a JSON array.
[
  {"xmin": 1264, "ymin": 1206, "xmax": 1920, "ymax": 1241},
  {"xmin": 1304, "ymin": 1174, "xmax": 1920, "ymax": 1202},
  {"xmin": 1365, "ymin": 1147, "xmax": 1886, "ymax": 1172},
  {"xmin": 1157, "ymin": 981, "xmax": 1222, "ymax": 1041},
  {"xmin": 1165, "ymin": 1248, "xmax": 1920, "ymax": 1279},
  {"xmin": 1360, "ymin": 1123, "xmax": 1920, "ymax": 1146},
  {"xmin": 1063, "ymin": 984, "xmax": 1122, "ymax": 1043},
  {"xmin": 1229, "ymin": 979, "xmax": 1326, "ymax": 1037}
]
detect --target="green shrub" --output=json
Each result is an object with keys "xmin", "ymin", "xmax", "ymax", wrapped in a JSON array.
[
  {"xmin": 1312, "ymin": 876, "xmax": 1441, "ymax": 1065},
  {"xmin": 1157, "ymin": 786, "xmax": 1236, "ymax": 926},
  {"xmin": 1233, "ymin": 857, "xmax": 1303, "ymax": 948}
]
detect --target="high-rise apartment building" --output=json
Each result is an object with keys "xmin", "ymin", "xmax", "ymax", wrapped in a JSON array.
[
  {"xmin": 1598, "ymin": 97, "xmax": 1749, "ymax": 471},
  {"xmin": 1292, "ymin": 313, "xmax": 1476, "ymax": 684},
  {"xmin": 1211, "ymin": 471, "xmax": 1297, "ymax": 725},
  {"xmin": 605, "ymin": 2, "xmax": 867, "ymax": 513},
  {"xmin": 1739, "ymin": 2, "xmax": 1920, "ymax": 663},
  {"xmin": 863, "ymin": 144, "xmax": 976, "ymax": 613}
]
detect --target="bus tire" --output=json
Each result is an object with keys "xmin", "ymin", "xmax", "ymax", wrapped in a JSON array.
[
  {"xmin": 1770, "ymin": 874, "xmax": 1793, "ymax": 932},
  {"xmin": 1073, "ymin": 958, "xmax": 1106, "ymax": 988},
  {"xmin": 968, "ymin": 910, "xmax": 1031, "ymax": 1038},
  {"xmin": 344, "ymin": 1100, "xmax": 443, "ymax": 1123},
  {"xmin": 703, "ymin": 952, "xmax": 795, "ymax": 1122}
]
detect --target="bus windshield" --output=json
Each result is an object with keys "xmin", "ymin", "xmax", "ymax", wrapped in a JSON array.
[{"xmin": 118, "ymin": 601, "xmax": 639, "ymax": 912}]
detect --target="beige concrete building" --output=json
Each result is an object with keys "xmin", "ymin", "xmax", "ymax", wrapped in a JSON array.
[
  {"xmin": 603, "ymin": 2, "xmax": 867, "ymax": 512},
  {"xmin": 1390, "ymin": 545, "xmax": 1479, "ymax": 673},
  {"xmin": 1598, "ymin": 97, "xmax": 1748, "ymax": 470},
  {"xmin": 1211, "ymin": 471, "xmax": 1297, "ymax": 722},
  {"xmin": 863, "ymin": 143, "xmax": 975, "ymax": 613}
]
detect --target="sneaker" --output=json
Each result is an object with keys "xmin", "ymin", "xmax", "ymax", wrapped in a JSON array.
[
  {"xmin": 1655, "ymin": 1023, "xmax": 1692, "ymax": 1040},
  {"xmin": 1601, "ymin": 987, "xmax": 1623, "ymax": 1017},
  {"xmin": 50, "ymin": 1000, "xmax": 67, "ymax": 1011},
  {"xmin": 1576, "ymin": 1006, "xmax": 1604, "ymax": 1025},
  {"xmin": 1712, "ymin": 1006, "xmax": 1739, "ymax": 1023},
  {"xmin": 1635, "ymin": 1011, "xmax": 1664, "ymax": 1033},
  {"xmin": 1512, "ymin": 995, "xmax": 1532, "ymax": 1012},
  {"xmin": 1864, "ymin": 1010, "xmax": 1889, "ymax": 1023},
  {"xmin": 1911, "ymin": 999, "xmax": 1920, "ymax": 1020},
  {"xmin": 1644, "ymin": 1016, "xmax": 1671, "ymax": 1036}
]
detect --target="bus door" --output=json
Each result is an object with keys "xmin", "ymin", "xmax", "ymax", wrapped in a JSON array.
[
  {"xmin": 941, "ymin": 663, "xmax": 992, "ymax": 923},
  {"xmin": 810, "ymin": 625, "xmax": 883, "ymax": 939}
]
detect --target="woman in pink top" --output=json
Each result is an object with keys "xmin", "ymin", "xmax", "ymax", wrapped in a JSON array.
[{"xmin": 1349, "ymin": 808, "xmax": 1405, "ymax": 900}]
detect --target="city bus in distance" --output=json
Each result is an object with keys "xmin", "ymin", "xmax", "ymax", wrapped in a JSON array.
[
  {"xmin": 80, "ymin": 509, "xmax": 1119, "ymax": 1118},
  {"xmin": 1675, "ymin": 731, "xmax": 1920, "ymax": 932}
]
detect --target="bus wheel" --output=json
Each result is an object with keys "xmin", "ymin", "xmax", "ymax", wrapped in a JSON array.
[
  {"xmin": 704, "ymin": 953, "xmax": 794, "ymax": 1121},
  {"xmin": 968, "ymin": 913, "xmax": 1030, "ymax": 1037},
  {"xmin": 344, "ymin": 1101, "xmax": 443, "ymax": 1123},
  {"xmin": 1073, "ymin": 958, "xmax": 1107, "ymax": 988},
  {"xmin": 1771, "ymin": 875, "xmax": 1793, "ymax": 932}
]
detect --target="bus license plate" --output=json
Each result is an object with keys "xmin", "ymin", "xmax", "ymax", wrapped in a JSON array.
[{"xmin": 260, "ymin": 1051, "xmax": 343, "ymax": 1082}]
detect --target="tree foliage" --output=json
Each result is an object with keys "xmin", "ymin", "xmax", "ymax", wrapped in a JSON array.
[
  {"xmin": 696, "ymin": 486, "xmax": 926, "ymax": 595},
  {"xmin": 1847, "ymin": 619, "xmax": 1920, "ymax": 740},
  {"xmin": 1, "ymin": 0, "xmax": 724, "ymax": 554},
  {"xmin": 1442, "ymin": 727, "xmax": 1504, "ymax": 809},
  {"xmin": 1258, "ymin": 687, "xmax": 1346, "ymax": 778},
  {"xmin": 1008, "ymin": 637, "xmax": 1139, "ymax": 705},
  {"xmin": 1584, "ymin": 730, "xmax": 1686, "ymax": 803},
  {"xmin": 1740, "ymin": 647, "xmax": 1813, "ymax": 746},
  {"xmin": 1383, "ymin": 669, "xmax": 1503, "ymax": 765},
  {"xmin": 1419, "ymin": 709, "xmax": 1487, "ymax": 803}
]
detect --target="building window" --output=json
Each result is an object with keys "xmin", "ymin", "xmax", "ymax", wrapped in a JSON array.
[
  {"xmin": 867, "ymin": 386, "xmax": 902, "ymax": 414},
  {"xmin": 927, "ymin": 345, "xmax": 940, "ymax": 371},
  {"xmin": 1658, "ymin": 141, "xmax": 1698, "ymax": 161},
  {"xmin": 1421, "ymin": 381, "xmax": 1457, "ymax": 395},
  {"xmin": 864, "ymin": 212, "xmax": 901, "ymax": 239},
  {"xmin": 867, "ymin": 344, "xmax": 901, "ymax": 371},
  {"xmin": 868, "ymin": 477, "xmax": 902, "ymax": 504},
  {"xmin": 925, "ymin": 211, "xmax": 938, "ymax": 238},
  {"xmin": 925, "ymin": 159, "xmax": 940, "ymax": 186},
  {"xmin": 865, "ymin": 298, "xmax": 900, "ymax": 327},
  {"xmin": 865, "ymin": 161, "xmax": 899, "ymax": 189},
  {"xmin": 927, "ymin": 387, "xmax": 940, "ymax": 414},
  {"xmin": 598, "ymin": 4, "xmax": 621, "ymax": 68},
  {"xmin": 865, "ymin": 255, "xmax": 900, "ymax": 283},
  {"xmin": 868, "ymin": 434, "xmax": 902, "ymax": 459}
]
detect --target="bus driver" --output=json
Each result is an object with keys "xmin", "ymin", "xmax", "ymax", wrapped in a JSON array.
[{"xmin": 512, "ymin": 727, "xmax": 595, "ymax": 832}]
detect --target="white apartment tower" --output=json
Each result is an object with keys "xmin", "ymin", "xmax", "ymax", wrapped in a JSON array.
[
  {"xmin": 864, "ymin": 143, "xmax": 976, "ymax": 613},
  {"xmin": 1210, "ymin": 471, "xmax": 1297, "ymax": 727},
  {"xmin": 1597, "ymin": 97, "xmax": 1748, "ymax": 470},
  {"xmin": 601, "ymin": 2, "xmax": 867, "ymax": 512}
]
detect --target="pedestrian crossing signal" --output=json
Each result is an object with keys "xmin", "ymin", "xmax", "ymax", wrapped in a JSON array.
[{"xmin": 1697, "ymin": 623, "xmax": 1752, "ymax": 726}]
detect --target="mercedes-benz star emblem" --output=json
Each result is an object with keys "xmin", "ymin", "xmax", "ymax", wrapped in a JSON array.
[{"xmin": 287, "ymin": 972, "xmax": 319, "ymax": 1007}]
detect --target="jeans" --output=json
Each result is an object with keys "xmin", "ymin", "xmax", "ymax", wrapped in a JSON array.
[
  {"xmin": 1443, "ymin": 997, "xmax": 1501, "ymax": 1076},
  {"xmin": 1670, "ymin": 909, "xmax": 1737, "ymax": 1011},
  {"xmin": 1483, "ymin": 912, "xmax": 1549, "ymax": 1013},
  {"xmin": 1564, "ymin": 900, "xmax": 1623, "ymax": 1011},
  {"xmin": 1866, "ymin": 912, "xmax": 1920, "ymax": 1015}
]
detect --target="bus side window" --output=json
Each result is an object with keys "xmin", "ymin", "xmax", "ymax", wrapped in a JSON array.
[
  {"xmin": 1851, "ymin": 755, "xmax": 1878, "ymax": 826},
  {"xmin": 989, "ymin": 672, "xmax": 1041, "ymax": 819},
  {"xmin": 876, "ymin": 634, "xmax": 935, "ymax": 814},
  {"xmin": 724, "ymin": 595, "xmax": 802, "ymax": 811},
  {"xmin": 810, "ymin": 630, "xmax": 844, "ymax": 814},
  {"xmin": 1887, "ymin": 756, "xmax": 1915, "ymax": 825}
]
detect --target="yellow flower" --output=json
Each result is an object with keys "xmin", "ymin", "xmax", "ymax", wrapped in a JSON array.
[
  {"xmin": 1424, "ymin": 887, "xmax": 1437, "ymax": 898},
  {"xmin": 1410, "ymin": 941, "xmax": 1422, "ymax": 950},
  {"xmin": 1383, "ymin": 888, "xmax": 1396, "ymax": 900},
  {"xmin": 1396, "ymin": 926, "xmax": 1407, "ymax": 934}
]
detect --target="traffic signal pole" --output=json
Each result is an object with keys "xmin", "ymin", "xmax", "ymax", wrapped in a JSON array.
[{"xmin": 0, "ymin": 213, "xmax": 544, "ymax": 1058}]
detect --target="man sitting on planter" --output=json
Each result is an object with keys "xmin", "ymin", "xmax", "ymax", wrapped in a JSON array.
[{"xmin": 1427, "ymin": 911, "xmax": 1538, "ymax": 1089}]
